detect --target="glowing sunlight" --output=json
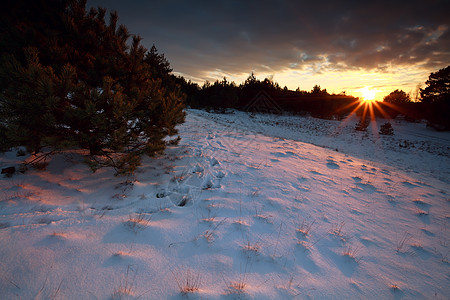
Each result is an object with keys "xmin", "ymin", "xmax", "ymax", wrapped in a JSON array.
[{"xmin": 360, "ymin": 86, "xmax": 378, "ymax": 101}]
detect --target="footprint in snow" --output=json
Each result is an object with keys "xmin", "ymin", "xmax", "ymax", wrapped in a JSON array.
[
  {"xmin": 271, "ymin": 151, "xmax": 297, "ymax": 158},
  {"xmin": 350, "ymin": 208, "xmax": 364, "ymax": 215},
  {"xmin": 352, "ymin": 182, "xmax": 377, "ymax": 194},
  {"xmin": 297, "ymin": 177, "xmax": 308, "ymax": 182},
  {"xmin": 352, "ymin": 176, "xmax": 362, "ymax": 182},
  {"xmin": 271, "ymin": 152, "xmax": 285, "ymax": 157},
  {"xmin": 170, "ymin": 193, "xmax": 192, "ymax": 207},
  {"xmin": 413, "ymin": 199, "xmax": 432, "ymax": 209},
  {"xmin": 414, "ymin": 181, "xmax": 433, "ymax": 188},
  {"xmin": 380, "ymin": 169, "xmax": 391, "ymax": 175},
  {"xmin": 210, "ymin": 157, "xmax": 220, "ymax": 167},
  {"xmin": 201, "ymin": 174, "xmax": 221, "ymax": 190},
  {"xmin": 310, "ymin": 170, "xmax": 323, "ymax": 176},
  {"xmin": 190, "ymin": 164, "xmax": 204, "ymax": 173},
  {"xmin": 326, "ymin": 159, "xmax": 340, "ymax": 169},
  {"xmin": 296, "ymin": 186, "xmax": 311, "ymax": 192},
  {"xmin": 402, "ymin": 181, "xmax": 420, "ymax": 188},
  {"xmin": 215, "ymin": 171, "xmax": 226, "ymax": 179}
]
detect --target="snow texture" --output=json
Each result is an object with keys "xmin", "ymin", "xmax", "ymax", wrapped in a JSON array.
[{"xmin": 0, "ymin": 109, "xmax": 449, "ymax": 299}]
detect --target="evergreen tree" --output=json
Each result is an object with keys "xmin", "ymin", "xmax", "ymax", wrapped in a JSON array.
[
  {"xmin": 0, "ymin": 0, "xmax": 185, "ymax": 174},
  {"xmin": 420, "ymin": 66, "xmax": 450, "ymax": 130},
  {"xmin": 199, "ymin": 77, "xmax": 239, "ymax": 110},
  {"xmin": 420, "ymin": 66, "xmax": 450, "ymax": 104},
  {"xmin": 238, "ymin": 73, "xmax": 260, "ymax": 107},
  {"xmin": 145, "ymin": 45, "xmax": 173, "ymax": 82},
  {"xmin": 311, "ymin": 85, "xmax": 327, "ymax": 95},
  {"xmin": 379, "ymin": 122, "xmax": 394, "ymax": 135},
  {"xmin": 0, "ymin": 48, "xmax": 77, "ymax": 153},
  {"xmin": 178, "ymin": 78, "xmax": 201, "ymax": 108},
  {"xmin": 383, "ymin": 89, "xmax": 411, "ymax": 105},
  {"xmin": 238, "ymin": 73, "xmax": 281, "ymax": 107},
  {"xmin": 355, "ymin": 118, "xmax": 369, "ymax": 131}
]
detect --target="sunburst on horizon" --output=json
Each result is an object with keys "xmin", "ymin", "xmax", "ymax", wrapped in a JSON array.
[{"xmin": 359, "ymin": 86, "xmax": 378, "ymax": 102}]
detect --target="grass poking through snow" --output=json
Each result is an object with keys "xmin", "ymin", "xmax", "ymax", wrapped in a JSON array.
[
  {"xmin": 124, "ymin": 212, "xmax": 152, "ymax": 234},
  {"xmin": 172, "ymin": 268, "xmax": 202, "ymax": 295}
]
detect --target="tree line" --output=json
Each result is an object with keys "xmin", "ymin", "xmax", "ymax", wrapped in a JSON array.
[
  {"xmin": 175, "ymin": 66, "xmax": 449, "ymax": 130},
  {"xmin": 176, "ymin": 74, "xmax": 361, "ymax": 120}
]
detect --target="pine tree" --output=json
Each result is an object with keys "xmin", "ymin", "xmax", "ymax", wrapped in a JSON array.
[
  {"xmin": 420, "ymin": 66, "xmax": 450, "ymax": 130},
  {"xmin": 420, "ymin": 66, "xmax": 450, "ymax": 104},
  {"xmin": 0, "ymin": 48, "xmax": 78, "ymax": 153},
  {"xmin": 355, "ymin": 118, "xmax": 369, "ymax": 131},
  {"xmin": 383, "ymin": 90, "xmax": 411, "ymax": 105},
  {"xmin": 379, "ymin": 122, "xmax": 394, "ymax": 135},
  {"xmin": 145, "ymin": 45, "xmax": 173, "ymax": 82},
  {"xmin": 0, "ymin": 0, "xmax": 185, "ymax": 174}
]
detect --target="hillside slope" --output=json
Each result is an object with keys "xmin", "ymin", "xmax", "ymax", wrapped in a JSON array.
[{"xmin": 0, "ymin": 110, "xmax": 449, "ymax": 299}]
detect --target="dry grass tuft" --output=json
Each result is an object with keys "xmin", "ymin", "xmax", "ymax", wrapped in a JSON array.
[
  {"xmin": 124, "ymin": 212, "xmax": 152, "ymax": 234},
  {"xmin": 343, "ymin": 245, "xmax": 363, "ymax": 263},
  {"xmin": 297, "ymin": 219, "xmax": 316, "ymax": 237},
  {"xmin": 225, "ymin": 280, "xmax": 247, "ymax": 296},
  {"xmin": 396, "ymin": 232, "xmax": 412, "ymax": 253},
  {"xmin": 172, "ymin": 268, "xmax": 202, "ymax": 295},
  {"xmin": 111, "ymin": 265, "xmax": 137, "ymax": 300},
  {"xmin": 200, "ymin": 218, "xmax": 226, "ymax": 243},
  {"xmin": 330, "ymin": 221, "xmax": 345, "ymax": 237},
  {"xmin": 242, "ymin": 240, "xmax": 261, "ymax": 257}
]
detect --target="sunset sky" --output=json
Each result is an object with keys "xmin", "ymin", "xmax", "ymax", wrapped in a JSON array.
[{"xmin": 87, "ymin": 0, "xmax": 449, "ymax": 101}]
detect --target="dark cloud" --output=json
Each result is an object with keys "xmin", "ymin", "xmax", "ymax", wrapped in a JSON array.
[{"xmin": 87, "ymin": 0, "xmax": 450, "ymax": 81}]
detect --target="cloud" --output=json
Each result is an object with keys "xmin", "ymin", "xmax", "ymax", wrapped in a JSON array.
[{"xmin": 87, "ymin": 0, "xmax": 450, "ymax": 81}]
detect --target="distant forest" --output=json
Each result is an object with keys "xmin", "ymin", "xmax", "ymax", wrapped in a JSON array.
[
  {"xmin": 173, "ymin": 71, "xmax": 448, "ymax": 128},
  {"xmin": 176, "ymin": 74, "xmax": 359, "ymax": 119}
]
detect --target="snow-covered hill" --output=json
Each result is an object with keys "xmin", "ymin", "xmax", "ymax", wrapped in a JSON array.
[{"xmin": 1, "ymin": 109, "xmax": 449, "ymax": 299}]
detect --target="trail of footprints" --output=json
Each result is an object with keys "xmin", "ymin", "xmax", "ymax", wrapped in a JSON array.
[{"xmin": 163, "ymin": 135, "xmax": 226, "ymax": 208}]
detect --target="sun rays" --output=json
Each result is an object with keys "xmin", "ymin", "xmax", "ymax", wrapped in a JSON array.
[
  {"xmin": 358, "ymin": 86, "xmax": 379, "ymax": 102},
  {"xmin": 331, "ymin": 92, "xmax": 393, "ymax": 136}
]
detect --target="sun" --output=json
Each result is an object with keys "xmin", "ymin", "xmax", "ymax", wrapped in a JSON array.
[{"xmin": 360, "ymin": 86, "xmax": 377, "ymax": 102}]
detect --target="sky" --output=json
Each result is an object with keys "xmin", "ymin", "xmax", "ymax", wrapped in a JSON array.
[{"xmin": 87, "ymin": 0, "xmax": 450, "ymax": 101}]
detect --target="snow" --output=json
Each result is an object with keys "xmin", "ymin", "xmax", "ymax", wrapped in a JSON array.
[{"xmin": 0, "ymin": 109, "xmax": 449, "ymax": 299}]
